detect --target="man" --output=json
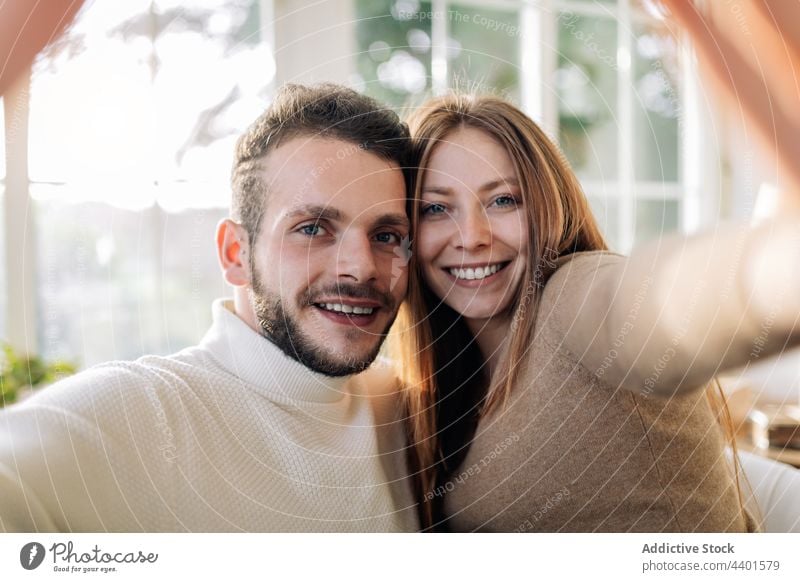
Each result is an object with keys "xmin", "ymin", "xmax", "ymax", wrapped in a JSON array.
[{"xmin": 0, "ymin": 84, "xmax": 417, "ymax": 532}]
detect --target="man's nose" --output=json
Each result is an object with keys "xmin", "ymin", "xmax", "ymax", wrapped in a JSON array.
[{"xmin": 336, "ymin": 231, "xmax": 379, "ymax": 283}]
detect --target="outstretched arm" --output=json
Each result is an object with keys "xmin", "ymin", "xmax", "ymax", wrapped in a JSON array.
[
  {"xmin": 660, "ymin": 0, "xmax": 800, "ymax": 195},
  {"xmin": 545, "ymin": 217, "xmax": 800, "ymax": 396},
  {"xmin": 544, "ymin": 0, "xmax": 800, "ymax": 396}
]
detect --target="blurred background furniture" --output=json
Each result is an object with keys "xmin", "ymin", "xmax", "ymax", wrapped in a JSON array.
[{"xmin": 739, "ymin": 450, "xmax": 800, "ymax": 532}]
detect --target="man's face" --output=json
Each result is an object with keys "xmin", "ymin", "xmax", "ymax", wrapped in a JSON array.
[{"xmin": 248, "ymin": 137, "xmax": 409, "ymax": 376}]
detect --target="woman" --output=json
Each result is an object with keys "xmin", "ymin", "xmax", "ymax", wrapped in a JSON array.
[{"xmin": 394, "ymin": 88, "xmax": 800, "ymax": 531}]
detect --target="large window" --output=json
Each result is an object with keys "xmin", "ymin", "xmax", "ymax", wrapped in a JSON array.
[
  {"xmin": 5, "ymin": 0, "xmax": 708, "ymax": 369},
  {"xmin": 21, "ymin": 0, "xmax": 270, "ymax": 367},
  {"xmin": 354, "ymin": 1, "xmax": 433, "ymax": 108},
  {"xmin": 355, "ymin": 0, "xmax": 522, "ymax": 107},
  {"xmin": 355, "ymin": 0, "xmax": 692, "ymax": 252},
  {"xmin": 551, "ymin": 0, "xmax": 683, "ymax": 250}
]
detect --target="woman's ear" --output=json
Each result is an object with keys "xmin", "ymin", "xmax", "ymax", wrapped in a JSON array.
[{"xmin": 216, "ymin": 218, "xmax": 251, "ymax": 286}]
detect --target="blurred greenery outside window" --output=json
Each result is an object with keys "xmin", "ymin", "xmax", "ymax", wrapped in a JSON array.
[
  {"xmin": 355, "ymin": 0, "xmax": 520, "ymax": 108},
  {"xmin": 556, "ymin": 3, "xmax": 681, "ymax": 249}
]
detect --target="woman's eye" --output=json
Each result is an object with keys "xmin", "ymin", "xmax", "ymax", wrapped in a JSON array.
[
  {"xmin": 493, "ymin": 195, "xmax": 518, "ymax": 208},
  {"xmin": 299, "ymin": 223, "xmax": 327, "ymax": 236},
  {"xmin": 422, "ymin": 203, "xmax": 446, "ymax": 216}
]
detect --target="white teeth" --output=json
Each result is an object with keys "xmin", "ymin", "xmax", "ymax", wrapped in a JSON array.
[
  {"xmin": 318, "ymin": 303, "xmax": 374, "ymax": 315},
  {"xmin": 448, "ymin": 263, "xmax": 504, "ymax": 280}
]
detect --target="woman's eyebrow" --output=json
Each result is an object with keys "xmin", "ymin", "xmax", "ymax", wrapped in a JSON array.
[
  {"xmin": 422, "ymin": 177, "xmax": 519, "ymax": 195},
  {"xmin": 478, "ymin": 177, "xmax": 519, "ymax": 192}
]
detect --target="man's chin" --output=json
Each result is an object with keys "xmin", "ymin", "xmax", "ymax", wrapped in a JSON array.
[
  {"xmin": 287, "ymin": 321, "xmax": 385, "ymax": 376},
  {"xmin": 299, "ymin": 345, "xmax": 381, "ymax": 377}
]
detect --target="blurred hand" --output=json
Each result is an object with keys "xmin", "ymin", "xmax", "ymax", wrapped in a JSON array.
[
  {"xmin": 660, "ymin": 0, "xmax": 800, "ymax": 196},
  {"xmin": 0, "ymin": 0, "xmax": 84, "ymax": 96}
]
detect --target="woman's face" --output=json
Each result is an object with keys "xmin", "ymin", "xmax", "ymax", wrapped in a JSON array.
[{"xmin": 417, "ymin": 126, "xmax": 528, "ymax": 323}]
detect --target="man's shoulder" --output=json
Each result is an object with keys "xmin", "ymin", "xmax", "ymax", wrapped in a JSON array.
[
  {"xmin": 16, "ymin": 346, "xmax": 220, "ymax": 417},
  {"xmin": 348, "ymin": 357, "xmax": 401, "ymax": 397},
  {"xmin": 348, "ymin": 358, "xmax": 406, "ymax": 428}
]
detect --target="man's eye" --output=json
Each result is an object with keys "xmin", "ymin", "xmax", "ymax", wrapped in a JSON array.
[
  {"xmin": 421, "ymin": 203, "xmax": 446, "ymax": 216},
  {"xmin": 374, "ymin": 231, "xmax": 401, "ymax": 244},
  {"xmin": 299, "ymin": 223, "xmax": 327, "ymax": 236}
]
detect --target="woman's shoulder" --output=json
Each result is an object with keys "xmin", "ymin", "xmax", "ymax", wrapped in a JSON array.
[
  {"xmin": 531, "ymin": 250, "xmax": 630, "ymax": 354},
  {"xmin": 540, "ymin": 250, "xmax": 625, "ymax": 308},
  {"xmin": 550, "ymin": 249, "xmax": 624, "ymax": 273}
]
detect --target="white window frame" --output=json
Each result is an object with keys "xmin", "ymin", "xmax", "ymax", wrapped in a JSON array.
[{"xmin": 3, "ymin": 69, "xmax": 38, "ymax": 356}]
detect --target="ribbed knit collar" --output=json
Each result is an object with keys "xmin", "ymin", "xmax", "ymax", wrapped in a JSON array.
[{"xmin": 199, "ymin": 299, "xmax": 350, "ymax": 404}]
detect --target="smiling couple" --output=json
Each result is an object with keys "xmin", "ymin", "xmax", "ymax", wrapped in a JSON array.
[{"xmin": 2, "ymin": 81, "xmax": 799, "ymax": 533}]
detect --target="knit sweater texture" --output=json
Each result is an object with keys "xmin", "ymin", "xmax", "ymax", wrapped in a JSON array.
[{"xmin": 0, "ymin": 300, "xmax": 417, "ymax": 532}]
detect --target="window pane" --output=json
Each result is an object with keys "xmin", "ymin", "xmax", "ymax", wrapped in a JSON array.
[
  {"xmin": 29, "ymin": 0, "xmax": 269, "ymax": 202},
  {"xmin": 634, "ymin": 198, "xmax": 679, "ymax": 245},
  {"xmin": 355, "ymin": 0, "xmax": 432, "ymax": 109},
  {"xmin": 36, "ymin": 195, "xmax": 132, "ymax": 366},
  {"xmin": 556, "ymin": 14, "xmax": 617, "ymax": 181},
  {"xmin": 633, "ymin": 23, "xmax": 679, "ymax": 181},
  {"xmin": 158, "ymin": 204, "xmax": 228, "ymax": 354},
  {"xmin": 0, "ymin": 96, "xmax": 5, "ymax": 178},
  {"xmin": 587, "ymin": 195, "xmax": 620, "ymax": 251},
  {"xmin": 0, "ymin": 184, "xmax": 5, "ymax": 341},
  {"xmin": 448, "ymin": 4, "xmax": 520, "ymax": 101},
  {"xmin": 0, "ymin": 99, "xmax": 5, "ymax": 341},
  {"xmin": 35, "ymin": 186, "xmax": 226, "ymax": 367}
]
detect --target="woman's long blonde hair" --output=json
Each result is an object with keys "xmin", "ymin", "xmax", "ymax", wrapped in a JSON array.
[{"xmin": 392, "ymin": 93, "xmax": 607, "ymax": 528}]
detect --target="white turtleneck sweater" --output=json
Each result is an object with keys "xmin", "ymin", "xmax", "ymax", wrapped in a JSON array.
[{"xmin": 0, "ymin": 300, "xmax": 418, "ymax": 532}]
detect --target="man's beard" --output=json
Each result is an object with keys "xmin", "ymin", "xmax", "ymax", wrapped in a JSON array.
[{"xmin": 248, "ymin": 264, "xmax": 396, "ymax": 377}]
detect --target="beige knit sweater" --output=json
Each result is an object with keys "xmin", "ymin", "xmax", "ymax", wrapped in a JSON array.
[{"xmin": 442, "ymin": 220, "xmax": 800, "ymax": 532}]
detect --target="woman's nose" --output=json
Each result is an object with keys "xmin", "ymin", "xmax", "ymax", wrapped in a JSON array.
[{"xmin": 455, "ymin": 206, "xmax": 491, "ymax": 251}]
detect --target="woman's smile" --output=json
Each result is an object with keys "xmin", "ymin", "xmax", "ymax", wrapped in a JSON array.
[{"xmin": 440, "ymin": 260, "xmax": 512, "ymax": 287}]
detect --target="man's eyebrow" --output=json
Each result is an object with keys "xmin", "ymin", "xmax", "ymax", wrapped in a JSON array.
[
  {"xmin": 373, "ymin": 213, "xmax": 410, "ymax": 231},
  {"xmin": 422, "ymin": 177, "xmax": 519, "ymax": 195},
  {"xmin": 283, "ymin": 205, "xmax": 342, "ymax": 222}
]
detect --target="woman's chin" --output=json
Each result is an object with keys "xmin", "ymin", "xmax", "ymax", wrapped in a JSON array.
[{"xmin": 443, "ymin": 300, "xmax": 513, "ymax": 324}]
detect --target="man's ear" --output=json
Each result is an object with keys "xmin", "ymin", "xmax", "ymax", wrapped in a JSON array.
[{"xmin": 216, "ymin": 218, "xmax": 251, "ymax": 286}]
